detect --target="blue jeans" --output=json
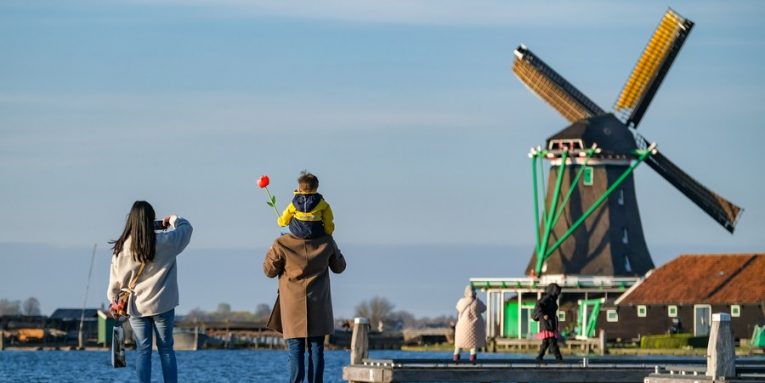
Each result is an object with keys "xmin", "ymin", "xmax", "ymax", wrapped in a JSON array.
[
  {"xmin": 129, "ymin": 309, "xmax": 177, "ymax": 383},
  {"xmin": 287, "ymin": 336, "xmax": 324, "ymax": 383}
]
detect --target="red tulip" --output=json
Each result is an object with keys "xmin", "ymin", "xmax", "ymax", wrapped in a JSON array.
[
  {"xmin": 258, "ymin": 174, "xmax": 280, "ymax": 220},
  {"xmin": 258, "ymin": 175, "xmax": 270, "ymax": 188}
]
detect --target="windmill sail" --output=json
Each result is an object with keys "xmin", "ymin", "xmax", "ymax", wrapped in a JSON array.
[
  {"xmin": 513, "ymin": 46, "xmax": 605, "ymax": 123},
  {"xmin": 614, "ymin": 9, "xmax": 694, "ymax": 128},
  {"xmin": 638, "ymin": 136, "xmax": 742, "ymax": 233}
]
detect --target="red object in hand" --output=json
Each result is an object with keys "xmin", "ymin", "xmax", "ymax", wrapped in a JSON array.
[
  {"xmin": 258, "ymin": 175, "xmax": 270, "ymax": 188},
  {"xmin": 110, "ymin": 299, "xmax": 123, "ymax": 312}
]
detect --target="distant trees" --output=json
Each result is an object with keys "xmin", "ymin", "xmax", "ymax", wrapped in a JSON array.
[
  {"xmin": 217, "ymin": 303, "xmax": 232, "ymax": 315},
  {"xmin": 355, "ymin": 296, "xmax": 395, "ymax": 329},
  {"xmin": 0, "ymin": 299, "xmax": 21, "ymax": 316},
  {"xmin": 352, "ymin": 296, "xmax": 455, "ymax": 331},
  {"xmin": 0, "ymin": 297, "xmax": 41, "ymax": 316},
  {"xmin": 183, "ymin": 302, "xmax": 273, "ymax": 322},
  {"xmin": 255, "ymin": 304, "xmax": 271, "ymax": 319},
  {"xmin": 22, "ymin": 297, "xmax": 41, "ymax": 316}
]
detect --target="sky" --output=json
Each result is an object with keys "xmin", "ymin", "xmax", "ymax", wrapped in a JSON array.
[{"xmin": 1, "ymin": 1, "xmax": 764, "ymax": 317}]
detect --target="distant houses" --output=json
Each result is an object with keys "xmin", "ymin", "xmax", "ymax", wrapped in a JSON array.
[
  {"xmin": 476, "ymin": 252, "xmax": 765, "ymax": 347},
  {"xmin": 0, "ymin": 308, "xmax": 102, "ymax": 347},
  {"xmin": 600, "ymin": 253, "xmax": 765, "ymax": 341},
  {"xmin": 48, "ymin": 308, "xmax": 100, "ymax": 342}
]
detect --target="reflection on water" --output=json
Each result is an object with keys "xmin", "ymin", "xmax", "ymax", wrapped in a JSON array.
[
  {"xmin": 5, "ymin": 349, "xmax": 759, "ymax": 383},
  {"xmin": 1, "ymin": 349, "xmax": 471, "ymax": 383}
]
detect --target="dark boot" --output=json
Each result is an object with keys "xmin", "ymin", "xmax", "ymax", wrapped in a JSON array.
[
  {"xmin": 549, "ymin": 338, "xmax": 563, "ymax": 361},
  {"xmin": 536, "ymin": 338, "xmax": 550, "ymax": 362}
]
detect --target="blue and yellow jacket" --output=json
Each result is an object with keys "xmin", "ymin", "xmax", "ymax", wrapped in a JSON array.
[{"xmin": 277, "ymin": 192, "xmax": 334, "ymax": 239}]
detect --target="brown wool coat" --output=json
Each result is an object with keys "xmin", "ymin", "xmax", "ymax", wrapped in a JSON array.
[{"xmin": 263, "ymin": 234, "xmax": 346, "ymax": 339}]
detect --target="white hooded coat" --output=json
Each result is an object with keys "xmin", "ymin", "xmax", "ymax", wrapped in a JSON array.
[{"xmin": 454, "ymin": 285, "xmax": 487, "ymax": 349}]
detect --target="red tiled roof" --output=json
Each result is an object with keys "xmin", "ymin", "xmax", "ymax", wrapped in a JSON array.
[{"xmin": 618, "ymin": 253, "xmax": 765, "ymax": 305}]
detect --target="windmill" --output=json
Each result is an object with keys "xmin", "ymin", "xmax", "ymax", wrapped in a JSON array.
[{"xmin": 512, "ymin": 8, "xmax": 743, "ymax": 278}]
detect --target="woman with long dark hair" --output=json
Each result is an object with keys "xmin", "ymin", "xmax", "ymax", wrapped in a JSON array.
[{"xmin": 107, "ymin": 201, "xmax": 192, "ymax": 383}]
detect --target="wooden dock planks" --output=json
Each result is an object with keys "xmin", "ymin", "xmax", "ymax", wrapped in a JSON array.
[{"xmin": 344, "ymin": 363, "xmax": 653, "ymax": 382}]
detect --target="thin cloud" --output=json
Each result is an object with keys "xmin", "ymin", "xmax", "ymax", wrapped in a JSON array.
[
  {"xmin": 125, "ymin": 0, "xmax": 657, "ymax": 27},
  {"xmin": 0, "ymin": 91, "xmax": 502, "ymax": 139}
]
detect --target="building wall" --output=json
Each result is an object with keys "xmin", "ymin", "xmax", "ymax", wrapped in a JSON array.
[{"xmin": 598, "ymin": 303, "xmax": 765, "ymax": 341}]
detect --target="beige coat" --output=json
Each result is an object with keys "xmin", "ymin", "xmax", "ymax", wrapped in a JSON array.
[
  {"xmin": 454, "ymin": 285, "xmax": 486, "ymax": 349},
  {"xmin": 107, "ymin": 216, "xmax": 192, "ymax": 317},
  {"xmin": 263, "ymin": 234, "xmax": 346, "ymax": 339}
]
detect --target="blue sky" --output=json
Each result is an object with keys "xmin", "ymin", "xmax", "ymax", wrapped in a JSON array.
[{"xmin": 1, "ymin": 1, "xmax": 764, "ymax": 317}]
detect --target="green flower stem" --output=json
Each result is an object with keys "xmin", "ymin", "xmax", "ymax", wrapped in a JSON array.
[{"xmin": 264, "ymin": 186, "xmax": 280, "ymax": 219}]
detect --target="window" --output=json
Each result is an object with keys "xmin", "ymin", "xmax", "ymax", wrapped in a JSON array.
[
  {"xmin": 618, "ymin": 189, "xmax": 624, "ymax": 206},
  {"xmin": 637, "ymin": 305, "xmax": 647, "ymax": 318},
  {"xmin": 583, "ymin": 166, "xmax": 594, "ymax": 186},
  {"xmin": 668, "ymin": 305, "xmax": 678, "ymax": 317},
  {"xmin": 731, "ymin": 305, "xmax": 741, "ymax": 317},
  {"xmin": 558, "ymin": 311, "xmax": 566, "ymax": 322},
  {"xmin": 607, "ymin": 309, "xmax": 619, "ymax": 322},
  {"xmin": 622, "ymin": 228, "xmax": 629, "ymax": 244},
  {"xmin": 624, "ymin": 254, "xmax": 633, "ymax": 273},
  {"xmin": 694, "ymin": 305, "xmax": 712, "ymax": 336}
]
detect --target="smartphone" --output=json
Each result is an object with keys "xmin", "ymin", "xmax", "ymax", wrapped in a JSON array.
[{"xmin": 153, "ymin": 220, "xmax": 166, "ymax": 230}]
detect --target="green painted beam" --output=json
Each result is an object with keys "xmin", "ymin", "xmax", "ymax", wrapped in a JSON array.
[
  {"xmin": 536, "ymin": 150, "xmax": 568, "ymax": 275},
  {"xmin": 543, "ymin": 149, "xmax": 652, "ymax": 260}
]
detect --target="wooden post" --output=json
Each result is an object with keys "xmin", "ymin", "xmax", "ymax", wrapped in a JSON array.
[
  {"xmin": 350, "ymin": 317, "xmax": 369, "ymax": 366},
  {"xmin": 0, "ymin": 330, "xmax": 4, "ymax": 350},
  {"xmin": 598, "ymin": 329, "xmax": 607, "ymax": 356},
  {"xmin": 706, "ymin": 313, "xmax": 735, "ymax": 379},
  {"xmin": 194, "ymin": 327, "xmax": 199, "ymax": 351}
]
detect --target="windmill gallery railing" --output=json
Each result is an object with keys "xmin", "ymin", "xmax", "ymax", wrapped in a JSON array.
[{"xmin": 530, "ymin": 145, "xmax": 655, "ymax": 276}]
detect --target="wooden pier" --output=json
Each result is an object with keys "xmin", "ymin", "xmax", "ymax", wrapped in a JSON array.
[{"xmin": 342, "ymin": 315, "xmax": 765, "ymax": 383}]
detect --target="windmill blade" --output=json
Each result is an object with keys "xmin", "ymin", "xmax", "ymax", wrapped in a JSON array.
[
  {"xmin": 637, "ymin": 135, "xmax": 742, "ymax": 233},
  {"xmin": 614, "ymin": 8, "xmax": 694, "ymax": 128},
  {"xmin": 513, "ymin": 45, "xmax": 605, "ymax": 123}
]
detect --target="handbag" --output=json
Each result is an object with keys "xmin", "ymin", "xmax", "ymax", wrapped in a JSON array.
[
  {"xmin": 266, "ymin": 292, "xmax": 283, "ymax": 333},
  {"xmin": 111, "ymin": 322, "xmax": 126, "ymax": 368},
  {"xmin": 113, "ymin": 263, "xmax": 145, "ymax": 319}
]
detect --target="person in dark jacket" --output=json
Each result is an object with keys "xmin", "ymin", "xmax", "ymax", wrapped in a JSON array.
[{"xmin": 533, "ymin": 283, "xmax": 563, "ymax": 362}]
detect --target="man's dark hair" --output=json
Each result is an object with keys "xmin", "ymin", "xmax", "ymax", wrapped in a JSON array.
[{"xmin": 298, "ymin": 171, "xmax": 319, "ymax": 192}]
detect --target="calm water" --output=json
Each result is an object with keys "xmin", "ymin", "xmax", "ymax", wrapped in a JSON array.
[{"xmin": 0, "ymin": 349, "xmax": 523, "ymax": 382}]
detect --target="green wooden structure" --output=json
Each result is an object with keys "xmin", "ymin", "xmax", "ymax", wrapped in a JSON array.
[
  {"xmin": 503, "ymin": 300, "xmax": 539, "ymax": 339},
  {"xmin": 575, "ymin": 298, "xmax": 604, "ymax": 339},
  {"xmin": 97, "ymin": 310, "xmax": 116, "ymax": 346},
  {"xmin": 752, "ymin": 325, "xmax": 765, "ymax": 348}
]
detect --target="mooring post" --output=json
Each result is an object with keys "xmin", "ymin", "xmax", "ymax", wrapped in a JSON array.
[
  {"xmin": 707, "ymin": 312, "xmax": 735, "ymax": 379},
  {"xmin": 0, "ymin": 330, "xmax": 5, "ymax": 350},
  {"xmin": 598, "ymin": 329, "xmax": 607, "ymax": 356},
  {"xmin": 194, "ymin": 326, "xmax": 199, "ymax": 351},
  {"xmin": 350, "ymin": 317, "xmax": 369, "ymax": 366}
]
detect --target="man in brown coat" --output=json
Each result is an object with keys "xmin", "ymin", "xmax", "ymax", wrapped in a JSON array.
[{"xmin": 264, "ymin": 234, "xmax": 346, "ymax": 383}]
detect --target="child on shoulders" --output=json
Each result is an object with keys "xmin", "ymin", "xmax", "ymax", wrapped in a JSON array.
[{"xmin": 277, "ymin": 171, "xmax": 334, "ymax": 239}]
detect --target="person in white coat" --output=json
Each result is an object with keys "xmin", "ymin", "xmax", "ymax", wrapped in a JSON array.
[
  {"xmin": 107, "ymin": 201, "xmax": 192, "ymax": 383},
  {"xmin": 453, "ymin": 285, "xmax": 486, "ymax": 362}
]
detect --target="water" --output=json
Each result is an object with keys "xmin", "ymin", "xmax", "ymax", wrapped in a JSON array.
[{"xmin": 0, "ymin": 349, "xmax": 513, "ymax": 382}]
